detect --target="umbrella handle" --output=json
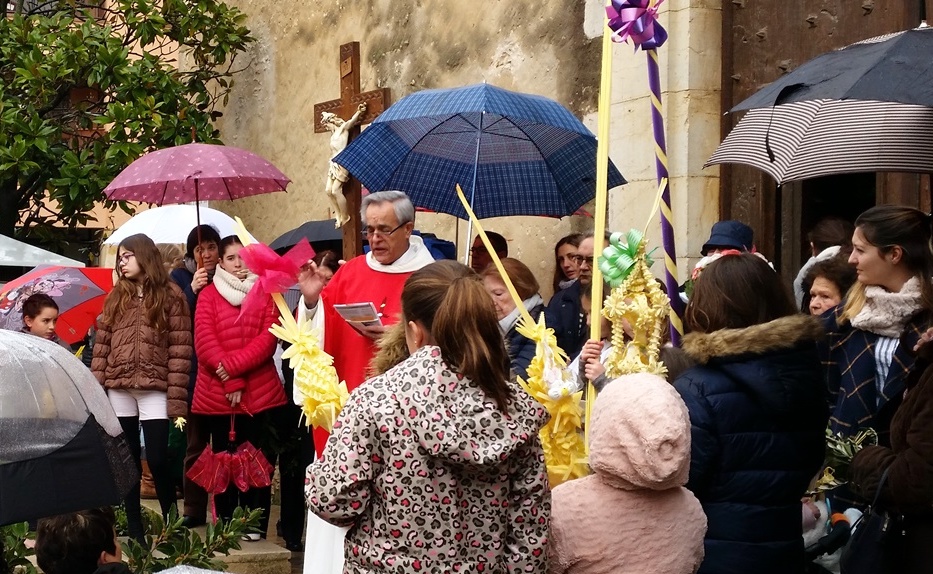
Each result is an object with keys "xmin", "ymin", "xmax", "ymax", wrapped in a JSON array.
[
  {"xmin": 195, "ymin": 179, "xmax": 204, "ymax": 268},
  {"xmin": 228, "ymin": 413, "xmax": 236, "ymax": 444}
]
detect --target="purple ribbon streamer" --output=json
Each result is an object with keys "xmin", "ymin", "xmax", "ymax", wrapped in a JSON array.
[{"xmin": 606, "ymin": 0, "xmax": 668, "ymax": 50}]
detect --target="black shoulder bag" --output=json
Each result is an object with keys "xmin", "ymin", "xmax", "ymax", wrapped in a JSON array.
[{"xmin": 839, "ymin": 467, "xmax": 905, "ymax": 574}]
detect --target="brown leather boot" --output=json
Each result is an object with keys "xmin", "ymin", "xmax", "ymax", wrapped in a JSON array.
[{"xmin": 140, "ymin": 459, "xmax": 158, "ymax": 499}]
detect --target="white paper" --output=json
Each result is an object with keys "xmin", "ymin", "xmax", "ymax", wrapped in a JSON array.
[
  {"xmin": 332, "ymin": 302, "xmax": 382, "ymax": 327},
  {"xmin": 302, "ymin": 510, "xmax": 348, "ymax": 574}
]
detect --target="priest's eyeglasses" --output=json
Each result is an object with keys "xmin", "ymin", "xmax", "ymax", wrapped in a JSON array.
[{"xmin": 362, "ymin": 223, "xmax": 406, "ymax": 239}]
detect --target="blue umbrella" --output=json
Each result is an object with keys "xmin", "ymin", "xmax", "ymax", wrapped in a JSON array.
[{"xmin": 333, "ymin": 83, "xmax": 626, "ymax": 220}]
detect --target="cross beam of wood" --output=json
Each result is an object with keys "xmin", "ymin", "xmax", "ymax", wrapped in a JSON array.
[{"xmin": 313, "ymin": 42, "xmax": 390, "ymax": 261}]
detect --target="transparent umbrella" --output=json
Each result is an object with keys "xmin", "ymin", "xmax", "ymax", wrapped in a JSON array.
[{"xmin": 0, "ymin": 331, "xmax": 137, "ymax": 525}]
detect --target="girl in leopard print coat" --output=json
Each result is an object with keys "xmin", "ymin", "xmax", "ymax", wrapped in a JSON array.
[{"xmin": 306, "ymin": 261, "xmax": 550, "ymax": 574}]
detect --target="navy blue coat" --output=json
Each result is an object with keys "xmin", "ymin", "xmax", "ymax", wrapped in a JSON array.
[
  {"xmin": 170, "ymin": 266, "xmax": 202, "ymax": 403},
  {"xmin": 545, "ymin": 281, "xmax": 585, "ymax": 359},
  {"xmin": 674, "ymin": 315, "xmax": 828, "ymax": 574},
  {"xmin": 818, "ymin": 305, "xmax": 928, "ymax": 445}
]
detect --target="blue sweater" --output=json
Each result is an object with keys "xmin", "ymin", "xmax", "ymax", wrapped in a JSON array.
[
  {"xmin": 545, "ymin": 281, "xmax": 585, "ymax": 359},
  {"xmin": 505, "ymin": 303, "xmax": 553, "ymax": 381}
]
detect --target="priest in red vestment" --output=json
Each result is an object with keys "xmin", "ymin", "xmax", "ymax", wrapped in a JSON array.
[{"xmin": 296, "ymin": 190, "xmax": 435, "ymax": 453}]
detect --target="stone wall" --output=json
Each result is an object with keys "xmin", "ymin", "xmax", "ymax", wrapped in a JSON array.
[{"xmin": 212, "ymin": 0, "xmax": 721, "ymax": 296}]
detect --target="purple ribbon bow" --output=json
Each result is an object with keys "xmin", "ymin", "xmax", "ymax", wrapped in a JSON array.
[{"xmin": 606, "ymin": 0, "xmax": 668, "ymax": 50}]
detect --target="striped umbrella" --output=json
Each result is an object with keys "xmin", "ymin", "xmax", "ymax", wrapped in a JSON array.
[{"xmin": 705, "ymin": 99, "xmax": 933, "ymax": 185}]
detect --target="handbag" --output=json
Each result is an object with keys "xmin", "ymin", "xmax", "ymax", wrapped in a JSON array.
[{"xmin": 839, "ymin": 467, "xmax": 905, "ymax": 574}]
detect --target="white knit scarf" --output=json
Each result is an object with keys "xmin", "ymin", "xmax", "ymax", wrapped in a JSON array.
[
  {"xmin": 498, "ymin": 294, "xmax": 544, "ymax": 334},
  {"xmin": 213, "ymin": 266, "xmax": 258, "ymax": 307},
  {"xmin": 851, "ymin": 276, "xmax": 923, "ymax": 337}
]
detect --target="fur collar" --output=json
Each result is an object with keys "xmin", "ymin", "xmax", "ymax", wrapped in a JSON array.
[
  {"xmin": 369, "ymin": 321, "xmax": 410, "ymax": 377},
  {"xmin": 682, "ymin": 314, "xmax": 824, "ymax": 364}
]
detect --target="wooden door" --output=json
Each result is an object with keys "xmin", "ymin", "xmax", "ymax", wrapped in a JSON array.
[{"xmin": 720, "ymin": 0, "xmax": 928, "ymax": 280}]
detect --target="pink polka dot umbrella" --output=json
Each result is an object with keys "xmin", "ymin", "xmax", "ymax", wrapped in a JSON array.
[
  {"xmin": 104, "ymin": 143, "xmax": 290, "ymax": 204},
  {"xmin": 103, "ymin": 143, "xmax": 290, "ymax": 256}
]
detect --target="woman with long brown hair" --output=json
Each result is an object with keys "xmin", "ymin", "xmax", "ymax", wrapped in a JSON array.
[
  {"xmin": 673, "ymin": 253, "xmax": 827, "ymax": 574},
  {"xmin": 306, "ymin": 260, "xmax": 549, "ymax": 573},
  {"xmin": 552, "ymin": 233, "xmax": 583, "ymax": 293},
  {"xmin": 193, "ymin": 235, "xmax": 286, "ymax": 540},
  {"xmin": 91, "ymin": 233, "xmax": 192, "ymax": 541}
]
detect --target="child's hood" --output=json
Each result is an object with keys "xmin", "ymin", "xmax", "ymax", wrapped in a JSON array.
[{"xmin": 589, "ymin": 373, "xmax": 691, "ymax": 491}]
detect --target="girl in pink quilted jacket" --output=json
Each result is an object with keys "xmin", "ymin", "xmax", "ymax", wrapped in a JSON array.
[
  {"xmin": 192, "ymin": 235, "xmax": 286, "ymax": 537},
  {"xmin": 306, "ymin": 260, "xmax": 550, "ymax": 574}
]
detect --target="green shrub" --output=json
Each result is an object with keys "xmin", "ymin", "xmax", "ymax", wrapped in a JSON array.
[{"xmin": 0, "ymin": 505, "xmax": 262, "ymax": 574}]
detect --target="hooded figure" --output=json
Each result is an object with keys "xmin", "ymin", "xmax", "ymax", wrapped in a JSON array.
[
  {"xmin": 548, "ymin": 373, "xmax": 706, "ymax": 574},
  {"xmin": 305, "ymin": 345, "xmax": 550, "ymax": 573}
]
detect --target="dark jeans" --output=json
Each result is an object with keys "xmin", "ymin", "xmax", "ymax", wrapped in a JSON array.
[
  {"xmin": 182, "ymin": 411, "xmax": 209, "ymax": 520},
  {"xmin": 265, "ymin": 400, "xmax": 314, "ymax": 545}
]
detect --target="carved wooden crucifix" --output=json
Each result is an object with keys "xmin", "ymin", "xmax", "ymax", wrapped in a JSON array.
[{"xmin": 313, "ymin": 42, "xmax": 390, "ymax": 260}]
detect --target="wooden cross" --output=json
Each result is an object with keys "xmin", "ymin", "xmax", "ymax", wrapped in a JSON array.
[{"xmin": 313, "ymin": 41, "xmax": 390, "ymax": 261}]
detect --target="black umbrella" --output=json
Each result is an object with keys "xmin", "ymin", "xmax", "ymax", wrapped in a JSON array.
[
  {"xmin": 707, "ymin": 24, "xmax": 933, "ymax": 184},
  {"xmin": 269, "ymin": 219, "xmax": 343, "ymax": 252},
  {"xmin": 0, "ymin": 331, "xmax": 137, "ymax": 526},
  {"xmin": 732, "ymin": 25, "xmax": 933, "ymax": 112}
]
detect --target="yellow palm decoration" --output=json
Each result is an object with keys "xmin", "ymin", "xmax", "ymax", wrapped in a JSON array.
[
  {"xmin": 601, "ymin": 238, "xmax": 669, "ymax": 379},
  {"xmin": 456, "ymin": 185, "xmax": 587, "ymax": 487},
  {"xmin": 269, "ymin": 305, "xmax": 348, "ymax": 432},
  {"xmin": 516, "ymin": 316, "xmax": 589, "ymax": 486}
]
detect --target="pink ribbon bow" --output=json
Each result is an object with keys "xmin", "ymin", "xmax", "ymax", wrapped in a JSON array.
[{"xmin": 238, "ymin": 238, "xmax": 316, "ymax": 319}]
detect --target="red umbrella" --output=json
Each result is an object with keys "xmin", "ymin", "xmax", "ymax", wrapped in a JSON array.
[
  {"xmin": 103, "ymin": 143, "xmax": 290, "ymax": 261},
  {"xmin": 186, "ymin": 415, "xmax": 274, "ymax": 520},
  {"xmin": 0, "ymin": 266, "xmax": 114, "ymax": 344}
]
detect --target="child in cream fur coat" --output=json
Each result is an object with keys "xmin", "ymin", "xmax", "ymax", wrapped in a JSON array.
[{"xmin": 548, "ymin": 373, "xmax": 707, "ymax": 574}]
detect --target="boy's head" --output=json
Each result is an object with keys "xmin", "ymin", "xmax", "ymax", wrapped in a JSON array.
[
  {"xmin": 579, "ymin": 281, "xmax": 613, "ymax": 340},
  {"xmin": 22, "ymin": 293, "xmax": 60, "ymax": 340},
  {"xmin": 36, "ymin": 507, "xmax": 121, "ymax": 574}
]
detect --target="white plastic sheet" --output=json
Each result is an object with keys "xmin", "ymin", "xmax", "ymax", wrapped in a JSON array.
[{"xmin": 0, "ymin": 235, "xmax": 84, "ymax": 268}]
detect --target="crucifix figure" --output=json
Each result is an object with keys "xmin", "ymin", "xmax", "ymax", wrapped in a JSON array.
[
  {"xmin": 314, "ymin": 42, "xmax": 390, "ymax": 259},
  {"xmin": 323, "ymin": 103, "xmax": 367, "ymax": 228}
]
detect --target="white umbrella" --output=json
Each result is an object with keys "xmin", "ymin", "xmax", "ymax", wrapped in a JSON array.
[{"xmin": 104, "ymin": 205, "xmax": 254, "ymax": 246}]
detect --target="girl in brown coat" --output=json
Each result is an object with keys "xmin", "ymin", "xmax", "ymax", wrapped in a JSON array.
[{"xmin": 91, "ymin": 233, "xmax": 192, "ymax": 541}]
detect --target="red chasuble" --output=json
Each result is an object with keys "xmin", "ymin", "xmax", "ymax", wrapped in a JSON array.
[{"xmin": 313, "ymin": 255, "xmax": 412, "ymax": 455}]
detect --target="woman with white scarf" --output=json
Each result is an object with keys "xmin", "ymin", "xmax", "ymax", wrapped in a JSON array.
[
  {"xmin": 482, "ymin": 257, "xmax": 551, "ymax": 381},
  {"xmin": 192, "ymin": 235, "xmax": 286, "ymax": 539},
  {"xmin": 821, "ymin": 206, "xmax": 933, "ymax": 448}
]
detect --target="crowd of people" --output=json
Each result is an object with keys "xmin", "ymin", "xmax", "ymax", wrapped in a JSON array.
[{"xmin": 15, "ymin": 193, "xmax": 933, "ymax": 574}]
